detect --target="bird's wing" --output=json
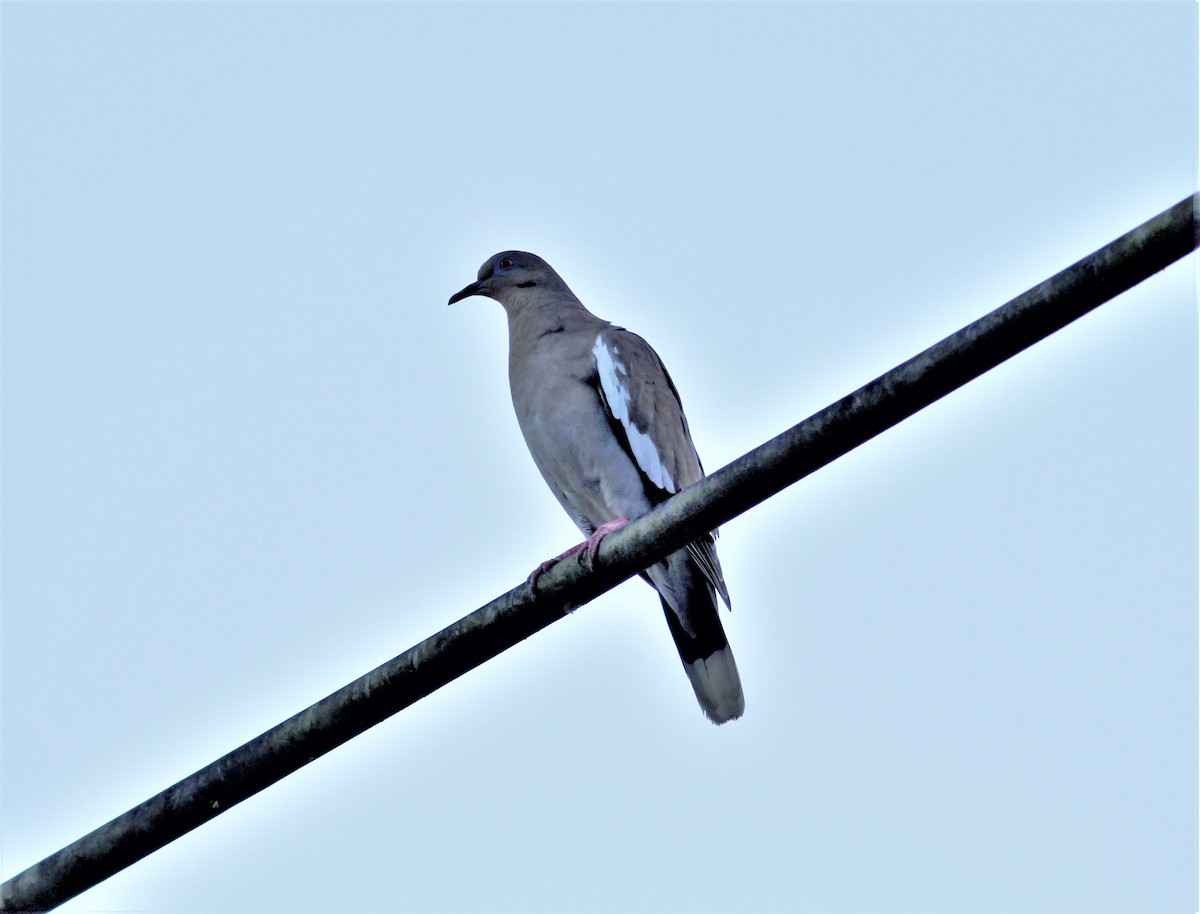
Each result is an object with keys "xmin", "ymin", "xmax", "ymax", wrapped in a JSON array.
[{"xmin": 591, "ymin": 326, "xmax": 731, "ymax": 608}]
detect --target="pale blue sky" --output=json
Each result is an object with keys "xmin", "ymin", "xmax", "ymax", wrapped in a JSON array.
[{"xmin": 3, "ymin": 2, "xmax": 1197, "ymax": 911}]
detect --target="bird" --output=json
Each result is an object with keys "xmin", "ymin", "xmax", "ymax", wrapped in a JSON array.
[{"xmin": 449, "ymin": 251, "xmax": 744, "ymax": 724}]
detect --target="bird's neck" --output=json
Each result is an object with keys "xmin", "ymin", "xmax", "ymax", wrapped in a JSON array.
[{"xmin": 504, "ymin": 293, "xmax": 596, "ymax": 342}]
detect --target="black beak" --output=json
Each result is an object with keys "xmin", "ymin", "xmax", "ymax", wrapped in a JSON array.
[{"xmin": 448, "ymin": 281, "xmax": 484, "ymax": 305}]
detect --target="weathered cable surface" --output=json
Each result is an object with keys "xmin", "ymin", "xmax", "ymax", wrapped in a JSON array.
[{"xmin": 3, "ymin": 193, "xmax": 1195, "ymax": 913}]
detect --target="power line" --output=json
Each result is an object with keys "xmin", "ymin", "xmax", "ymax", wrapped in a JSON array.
[{"xmin": 3, "ymin": 194, "xmax": 1196, "ymax": 913}]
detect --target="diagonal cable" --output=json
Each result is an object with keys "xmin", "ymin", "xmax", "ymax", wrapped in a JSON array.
[{"xmin": 3, "ymin": 193, "xmax": 1195, "ymax": 913}]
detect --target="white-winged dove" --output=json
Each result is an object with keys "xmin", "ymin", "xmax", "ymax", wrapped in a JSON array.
[{"xmin": 450, "ymin": 251, "xmax": 744, "ymax": 724}]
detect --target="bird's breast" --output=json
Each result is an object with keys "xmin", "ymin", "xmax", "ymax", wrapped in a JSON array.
[{"xmin": 508, "ymin": 346, "xmax": 651, "ymax": 529}]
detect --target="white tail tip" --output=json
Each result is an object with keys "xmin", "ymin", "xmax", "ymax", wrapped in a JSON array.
[{"xmin": 684, "ymin": 647, "xmax": 745, "ymax": 725}]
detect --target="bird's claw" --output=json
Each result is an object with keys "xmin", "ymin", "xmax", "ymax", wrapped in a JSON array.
[
  {"xmin": 583, "ymin": 518, "xmax": 631, "ymax": 565},
  {"xmin": 526, "ymin": 518, "xmax": 631, "ymax": 597}
]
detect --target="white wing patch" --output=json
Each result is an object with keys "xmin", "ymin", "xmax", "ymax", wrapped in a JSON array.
[{"xmin": 593, "ymin": 333, "xmax": 676, "ymax": 493}]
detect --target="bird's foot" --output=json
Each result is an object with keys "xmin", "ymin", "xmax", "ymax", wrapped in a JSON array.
[
  {"xmin": 526, "ymin": 543, "xmax": 587, "ymax": 592},
  {"xmin": 582, "ymin": 518, "xmax": 631, "ymax": 565},
  {"xmin": 526, "ymin": 518, "xmax": 631, "ymax": 594}
]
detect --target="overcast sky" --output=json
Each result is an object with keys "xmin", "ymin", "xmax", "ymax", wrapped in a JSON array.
[{"xmin": 3, "ymin": 2, "xmax": 1197, "ymax": 912}]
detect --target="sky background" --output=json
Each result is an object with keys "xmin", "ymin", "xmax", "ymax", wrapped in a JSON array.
[{"xmin": 2, "ymin": 2, "xmax": 1197, "ymax": 912}]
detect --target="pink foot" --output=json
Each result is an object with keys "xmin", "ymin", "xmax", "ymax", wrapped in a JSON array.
[
  {"xmin": 526, "ymin": 542, "xmax": 587, "ymax": 591},
  {"xmin": 583, "ymin": 518, "xmax": 631, "ymax": 564},
  {"xmin": 526, "ymin": 518, "xmax": 631, "ymax": 593}
]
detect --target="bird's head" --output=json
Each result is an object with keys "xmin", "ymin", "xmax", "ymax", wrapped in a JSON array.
[{"xmin": 447, "ymin": 251, "xmax": 572, "ymax": 307}]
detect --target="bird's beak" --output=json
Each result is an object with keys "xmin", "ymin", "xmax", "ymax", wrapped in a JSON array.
[{"xmin": 448, "ymin": 281, "xmax": 484, "ymax": 305}]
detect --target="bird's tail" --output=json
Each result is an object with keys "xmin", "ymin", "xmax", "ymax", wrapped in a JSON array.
[{"xmin": 660, "ymin": 593, "xmax": 745, "ymax": 725}]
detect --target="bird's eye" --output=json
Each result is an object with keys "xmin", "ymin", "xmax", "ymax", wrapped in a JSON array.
[{"xmin": 499, "ymin": 257, "xmax": 514, "ymax": 270}]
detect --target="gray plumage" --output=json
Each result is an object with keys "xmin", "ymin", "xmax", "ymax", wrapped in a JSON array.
[{"xmin": 449, "ymin": 251, "xmax": 744, "ymax": 724}]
